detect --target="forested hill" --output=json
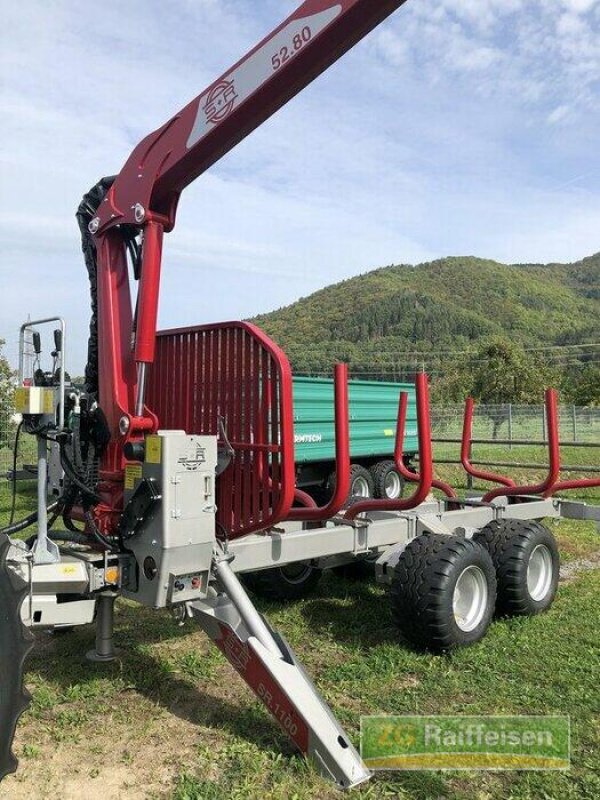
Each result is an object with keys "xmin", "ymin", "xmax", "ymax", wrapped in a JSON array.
[{"xmin": 252, "ymin": 253, "xmax": 599, "ymax": 401}]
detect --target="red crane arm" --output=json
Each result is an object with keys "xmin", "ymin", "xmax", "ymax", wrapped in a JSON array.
[
  {"xmin": 88, "ymin": 0, "xmax": 410, "ymax": 533},
  {"xmin": 93, "ymin": 0, "xmax": 408, "ymax": 234}
]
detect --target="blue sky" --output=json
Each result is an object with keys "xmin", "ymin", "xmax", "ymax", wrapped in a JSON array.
[{"xmin": 1, "ymin": 0, "xmax": 598, "ymax": 372}]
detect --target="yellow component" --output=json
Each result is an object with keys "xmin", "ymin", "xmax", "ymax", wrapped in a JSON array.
[
  {"xmin": 145, "ymin": 435, "xmax": 162, "ymax": 464},
  {"xmin": 13, "ymin": 386, "xmax": 55, "ymax": 415},
  {"xmin": 383, "ymin": 429, "xmax": 395, "ymax": 437},
  {"xmin": 14, "ymin": 387, "xmax": 29, "ymax": 413},
  {"xmin": 104, "ymin": 566, "xmax": 120, "ymax": 585},
  {"xmin": 124, "ymin": 464, "xmax": 143, "ymax": 490},
  {"xmin": 43, "ymin": 389, "xmax": 54, "ymax": 415}
]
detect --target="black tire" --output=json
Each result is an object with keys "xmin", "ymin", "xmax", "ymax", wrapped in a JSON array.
[
  {"xmin": 242, "ymin": 562, "xmax": 322, "ymax": 601},
  {"xmin": 474, "ymin": 520, "xmax": 559, "ymax": 616},
  {"xmin": 327, "ymin": 464, "xmax": 374, "ymax": 506},
  {"xmin": 370, "ymin": 460, "xmax": 404, "ymax": 499},
  {"xmin": 391, "ymin": 533, "xmax": 496, "ymax": 651}
]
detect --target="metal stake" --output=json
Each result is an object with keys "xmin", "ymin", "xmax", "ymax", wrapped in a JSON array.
[{"xmin": 31, "ymin": 438, "xmax": 60, "ymax": 565}]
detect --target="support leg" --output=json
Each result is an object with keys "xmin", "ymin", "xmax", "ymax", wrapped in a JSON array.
[
  {"xmin": 31, "ymin": 438, "xmax": 60, "ymax": 565},
  {"xmin": 86, "ymin": 591, "xmax": 117, "ymax": 663},
  {"xmin": 188, "ymin": 556, "xmax": 370, "ymax": 790}
]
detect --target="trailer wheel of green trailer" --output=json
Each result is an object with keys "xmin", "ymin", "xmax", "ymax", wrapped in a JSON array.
[
  {"xmin": 474, "ymin": 520, "xmax": 559, "ymax": 616},
  {"xmin": 242, "ymin": 563, "xmax": 322, "ymax": 601},
  {"xmin": 370, "ymin": 460, "xmax": 404, "ymax": 499},
  {"xmin": 390, "ymin": 533, "xmax": 496, "ymax": 651},
  {"xmin": 328, "ymin": 464, "xmax": 374, "ymax": 505}
]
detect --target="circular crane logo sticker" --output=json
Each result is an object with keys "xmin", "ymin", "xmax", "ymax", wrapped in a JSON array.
[{"xmin": 203, "ymin": 79, "xmax": 238, "ymax": 125}]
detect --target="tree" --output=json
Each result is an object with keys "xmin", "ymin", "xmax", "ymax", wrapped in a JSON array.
[
  {"xmin": 565, "ymin": 363, "xmax": 600, "ymax": 407},
  {"xmin": 470, "ymin": 338, "xmax": 556, "ymax": 438},
  {"xmin": 0, "ymin": 339, "xmax": 16, "ymax": 448}
]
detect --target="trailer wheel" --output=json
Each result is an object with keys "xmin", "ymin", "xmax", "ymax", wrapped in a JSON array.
[
  {"xmin": 242, "ymin": 563, "xmax": 322, "ymax": 601},
  {"xmin": 474, "ymin": 520, "xmax": 559, "ymax": 616},
  {"xmin": 390, "ymin": 533, "xmax": 496, "ymax": 651},
  {"xmin": 371, "ymin": 460, "xmax": 404, "ymax": 499},
  {"xmin": 328, "ymin": 464, "xmax": 374, "ymax": 505}
]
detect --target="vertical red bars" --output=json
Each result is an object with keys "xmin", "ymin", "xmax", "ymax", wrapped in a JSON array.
[{"xmin": 146, "ymin": 322, "xmax": 295, "ymax": 537}]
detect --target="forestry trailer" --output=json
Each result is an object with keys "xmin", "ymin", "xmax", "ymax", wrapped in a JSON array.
[{"xmin": 1, "ymin": 0, "xmax": 598, "ymax": 789}]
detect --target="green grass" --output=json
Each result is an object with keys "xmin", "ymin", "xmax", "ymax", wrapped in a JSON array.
[
  {"xmin": 6, "ymin": 547, "xmax": 599, "ymax": 800},
  {"xmin": 2, "ymin": 456, "xmax": 599, "ymax": 799}
]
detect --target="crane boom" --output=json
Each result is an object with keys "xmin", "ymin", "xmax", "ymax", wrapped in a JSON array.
[{"xmin": 93, "ymin": 0, "xmax": 408, "ymax": 234}]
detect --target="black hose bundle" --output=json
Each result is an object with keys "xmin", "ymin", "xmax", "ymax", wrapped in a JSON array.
[
  {"xmin": 8, "ymin": 421, "xmax": 23, "ymax": 526},
  {"xmin": 75, "ymin": 176, "xmax": 115, "ymax": 396}
]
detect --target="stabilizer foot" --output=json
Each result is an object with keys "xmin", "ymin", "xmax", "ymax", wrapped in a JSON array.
[
  {"xmin": 189, "ymin": 556, "xmax": 370, "ymax": 790},
  {"xmin": 86, "ymin": 591, "xmax": 117, "ymax": 663}
]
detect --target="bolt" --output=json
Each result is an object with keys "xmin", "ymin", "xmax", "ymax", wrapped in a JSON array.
[
  {"xmin": 134, "ymin": 203, "xmax": 145, "ymax": 223},
  {"xmin": 88, "ymin": 217, "xmax": 100, "ymax": 234},
  {"xmin": 119, "ymin": 415, "xmax": 130, "ymax": 435}
]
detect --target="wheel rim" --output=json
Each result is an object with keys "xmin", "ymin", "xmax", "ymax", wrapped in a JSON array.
[
  {"xmin": 527, "ymin": 544, "xmax": 553, "ymax": 601},
  {"xmin": 352, "ymin": 476, "xmax": 371, "ymax": 497},
  {"xmin": 452, "ymin": 565, "xmax": 489, "ymax": 632},
  {"xmin": 280, "ymin": 563, "xmax": 312, "ymax": 584},
  {"xmin": 384, "ymin": 470, "xmax": 402, "ymax": 499}
]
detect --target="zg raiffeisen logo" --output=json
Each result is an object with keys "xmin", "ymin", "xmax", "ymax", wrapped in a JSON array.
[{"xmin": 361, "ymin": 715, "xmax": 570, "ymax": 770}]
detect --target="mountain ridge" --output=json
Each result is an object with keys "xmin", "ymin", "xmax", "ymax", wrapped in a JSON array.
[{"xmin": 251, "ymin": 253, "xmax": 600, "ymax": 379}]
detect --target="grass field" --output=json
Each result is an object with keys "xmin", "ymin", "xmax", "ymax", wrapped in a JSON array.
[{"xmin": 1, "ymin": 447, "xmax": 599, "ymax": 800}]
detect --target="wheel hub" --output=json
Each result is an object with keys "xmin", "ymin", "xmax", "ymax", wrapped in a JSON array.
[
  {"xmin": 352, "ymin": 476, "xmax": 370, "ymax": 497},
  {"xmin": 384, "ymin": 471, "xmax": 402, "ymax": 499},
  {"xmin": 452, "ymin": 565, "xmax": 488, "ymax": 632},
  {"xmin": 526, "ymin": 544, "xmax": 553, "ymax": 601}
]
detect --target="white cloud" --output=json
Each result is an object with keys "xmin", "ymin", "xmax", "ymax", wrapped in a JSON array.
[{"xmin": 0, "ymin": 0, "xmax": 598, "ymax": 371}]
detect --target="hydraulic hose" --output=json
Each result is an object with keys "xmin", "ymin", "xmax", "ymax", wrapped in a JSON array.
[
  {"xmin": 59, "ymin": 440, "xmax": 101, "ymax": 505},
  {"xmin": 8, "ymin": 421, "xmax": 23, "ymax": 526},
  {"xmin": 0, "ymin": 502, "xmax": 59, "ymax": 536}
]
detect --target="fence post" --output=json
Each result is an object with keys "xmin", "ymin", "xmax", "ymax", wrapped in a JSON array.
[
  {"xmin": 542, "ymin": 404, "xmax": 546, "ymax": 442},
  {"xmin": 508, "ymin": 403, "xmax": 513, "ymax": 450},
  {"xmin": 572, "ymin": 405, "xmax": 577, "ymax": 443}
]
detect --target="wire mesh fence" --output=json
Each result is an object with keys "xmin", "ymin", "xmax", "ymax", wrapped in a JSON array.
[
  {"xmin": 1, "ymin": 401, "xmax": 598, "ymax": 480},
  {"xmin": 430, "ymin": 403, "xmax": 600, "ymax": 445}
]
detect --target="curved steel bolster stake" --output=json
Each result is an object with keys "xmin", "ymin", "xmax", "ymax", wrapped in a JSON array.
[
  {"xmin": 461, "ymin": 398, "xmax": 516, "ymax": 489},
  {"xmin": 483, "ymin": 389, "xmax": 561, "ymax": 503},
  {"xmin": 394, "ymin": 391, "xmax": 458, "ymax": 500},
  {"xmin": 544, "ymin": 476, "xmax": 600, "ymax": 497},
  {"xmin": 287, "ymin": 363, "xmax": 351, "ymax": 522},
  {"xmin": 344, "ymin": 373, "xmax": 434, "ymax": 519},
  {"xmin": 187, "ymin": 548, "xmax": 370, "ymax": 789}
]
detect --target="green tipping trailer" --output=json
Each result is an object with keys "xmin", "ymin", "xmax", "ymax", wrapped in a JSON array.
[{"xmin": 292, "ymin": 376, "xmax": 418, "ymax": 500}]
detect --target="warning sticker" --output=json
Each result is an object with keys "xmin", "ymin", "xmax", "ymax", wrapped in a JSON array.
[
  {"xmin": 124, "ymin": 464, "xmax": 143, "ymax": 490},
  {"xmin": 145, "ymin": 436, "xmax": 162, "ymax": 464}
]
